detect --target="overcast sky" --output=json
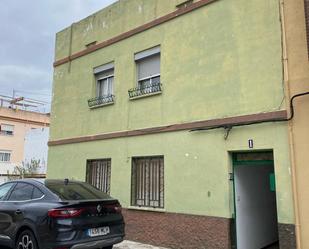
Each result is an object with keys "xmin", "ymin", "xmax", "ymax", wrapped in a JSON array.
[{"xmin": 0, "ymin": 0, "xmax": 117, "ymax": 104}]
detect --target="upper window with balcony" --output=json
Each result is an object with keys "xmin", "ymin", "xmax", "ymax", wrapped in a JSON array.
[
  {"xmin": 0, "ymin": 124, "xmax": 14, "ymax": 136},
  {"xmin": 88, "ymin": 62, "xmax": 115, "ymax": 108},
  {"xmin": 129, "ymin": 46, "xmax": 161, "ymax": 99}
]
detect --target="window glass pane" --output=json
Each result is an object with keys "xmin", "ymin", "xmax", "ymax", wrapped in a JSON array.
[
  {"xmin": 8, "ymin": 183, "xmax": 34, "ymax": 201},
  {"xmin": 137, "ymin": 54, "xmax": 160, "ymax": 80},
  {"xmin": 45, "ymin": 181, "xmax": 112, "ymax": 200},
  {"xmin": 97, "ymin": 76, "xmax": 113, "ymax": 97},
  {"xmin": 32, "ymin": 187, "xmax": 44, "ymax": 199},
  {"xmin": 138, "ymin": 79, "xmax": 151, "ymax": 89},
  {"xmin": 0, "ymin": 183, "xmax": 15, "ymax": 200},
  {"xmin": 97, "ymin": 79, "xmax": 103, "ymax": 97},
  {"xmin": 235, "ymin": 152, "xmax": 274, "ymax": 162},
  {"xmin": 151, "ymin": 76, "xmax": 161, "ymax": 85},
  {"xmin": 108, "ymin": 77, "xmax": 114, "ymax": 95},
  {"xmin": 96, "ymin": 69, "xmax": 114, "ymax": 97},
  {"xmin": 103, "ymin": 79, "xmax": 109, "ymax": 96},
  {"xmin": 0, "ymin": 152, "xmax": 11, "ymax": 162}
]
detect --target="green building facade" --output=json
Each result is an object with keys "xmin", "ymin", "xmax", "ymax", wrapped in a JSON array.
[{"xmin": 48, "ymin": 0, "xmax": 296, "ymax": 248}]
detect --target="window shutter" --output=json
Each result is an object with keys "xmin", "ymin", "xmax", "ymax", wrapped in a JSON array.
[
  {"xmin": 96, "ymin": 69, "xmax": 114, "ymax": 79},
  {"xmin": 137, "ymin": 54, "xmax": 160, "ymax": 80},
  {"xmin": 135, "ymin": 46, "xmax": 160, "ymax": 61},
  {"xmin": 93, "ymin": 62, "xmax": 114, "ymax": 75},
  {"xmin": 305, "ymin": 0, "xmax": 309, "ymax": 57}
]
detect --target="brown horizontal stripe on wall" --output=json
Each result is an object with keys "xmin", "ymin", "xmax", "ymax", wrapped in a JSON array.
[
  {"xmin": 53, "ymin": 0, "xmax": 220, "ymax": 67},
  {"xmin": 0, "ymin": 115, "xmax": 50, "ymax": 127},
  {"xmin": 48, "ymin": 110, "xmax": 287, "ymax": 146}
]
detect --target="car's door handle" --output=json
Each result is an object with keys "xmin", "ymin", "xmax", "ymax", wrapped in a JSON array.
[{"xmin": 15, "ymin": 209, "xmax": 22, "ymax": 215}]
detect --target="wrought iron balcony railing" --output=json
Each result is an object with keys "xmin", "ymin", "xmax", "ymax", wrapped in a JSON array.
[
  {"xmin": 88, "ymin": 95, "xmax": 114, "ymax": 108},
  {"xmin": 128, "ymin": 82, "xmax": 162, "ymax": 99}
]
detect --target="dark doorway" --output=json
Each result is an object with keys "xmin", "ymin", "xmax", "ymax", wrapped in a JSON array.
[{"xmin": 232, "ymin": 152, "xmax": 279, "ymax": 249}]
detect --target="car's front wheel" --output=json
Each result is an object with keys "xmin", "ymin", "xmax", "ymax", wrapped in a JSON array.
[
  {"xmin": 103, "ymin": 246, "xmax": 113, "ymax": 249},
  {"xmin": 16, "ymin": 230, "xmax": 38, "ymax": 249}
]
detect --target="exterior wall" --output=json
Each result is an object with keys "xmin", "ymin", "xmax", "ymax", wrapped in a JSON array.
[
  {"xmin": 55, "ymin": 0, "xmax": 184, "ymax": 61},
  {"xmin": 48, "ymin": 123, "xmax": 294, "ymax": 225},
  {"xmin": 50, "ymin": 0, "xmax": 284, "ymax": 141},
  {"xmin": 122, "ymin": 209, "xmax": 231, "ymax": 249},
  {"xmin": 283, "ymin": 0, "xmax": 309, "ymax": 248},
  {"xmin": 48, "ymin": 0, "xmax": 297, "ymax": 247},
  {"xmin": 0, "ymin": 107, "xmax": 50, "ymax": 175}
]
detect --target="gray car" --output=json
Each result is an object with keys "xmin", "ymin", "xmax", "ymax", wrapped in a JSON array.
[{"xmin": 0, "ymin": 179, "xmax": 125, "ymax": 249}]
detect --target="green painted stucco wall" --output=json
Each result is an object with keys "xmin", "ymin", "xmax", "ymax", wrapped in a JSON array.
[
  {"xmin": 48, "ymin": 0, "xmax": 294, "ymax": 224},
  {"xmin": 48, "ymin": 123, "xmax": 294, "ymax": 223},
  {"xmin": 50, "ymin": 0, "xmax": 284, "ymax": 140}
]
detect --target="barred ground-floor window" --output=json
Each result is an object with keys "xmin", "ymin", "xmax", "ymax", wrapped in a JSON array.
[
  {"xmin": 131, "ymin": 156, "xmax": 164, "ymax": 208},
  {"xmin": 86, "ymin": 159, "xmax": 111, "ymax": 194}
]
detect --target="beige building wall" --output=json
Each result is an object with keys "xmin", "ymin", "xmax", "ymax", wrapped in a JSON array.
[
  {"xmin": 0, "ymin": 107, "xmax": 50, "ymax": 172},
  {"xmin": 283, "ymin": 0, "xmax": 309, "ymax": 248}
]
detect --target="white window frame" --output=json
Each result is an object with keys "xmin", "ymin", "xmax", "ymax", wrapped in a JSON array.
[
  {"xmin": 0, "ymin": 151, "xmax": 11, "ymax": 162},
  {"xmin": 0, "ymin": 124, "xmax": 14, "ymax": 136},
  {"xmin": 137, "ymin": 73, "xmax": 161, "ymax": 92},
  {"xmin": 96, "ymin": 74, "xmax": 114, "ymax": 98},
  {"xmin": 138, "ymin": 73, "xmax": 161, "ymax": 85},
  {"xmin": 135, "ymin": 46, "xmax": 161, "ymax": 88}
]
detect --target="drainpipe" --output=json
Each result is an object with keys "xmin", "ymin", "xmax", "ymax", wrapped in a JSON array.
[{"xmin": 279, "ymin": 0, "xmax": 302, "ymax": 248}]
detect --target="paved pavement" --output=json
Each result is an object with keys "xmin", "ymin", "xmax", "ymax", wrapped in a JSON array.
[
  {"xmin": 115, "ymin": 241, "xmax": 280, "ymax": 249},
  {"xmin": 114, "ymin": 240, "xmax": 169, "ymax": 249}
]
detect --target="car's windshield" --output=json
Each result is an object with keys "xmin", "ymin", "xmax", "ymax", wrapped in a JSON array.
[
  {"xmin": 0, "ymin": 183, "xmax": 15, "ymax": 200},
  {"xmin": 45, "ymin": 180, "xmax": 112, "ymax": 201}
]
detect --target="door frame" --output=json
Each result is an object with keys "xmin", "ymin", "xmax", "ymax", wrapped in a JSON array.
[{"xmin": 231, "ymin": 151, "xmax": 277, "ymax": 249}]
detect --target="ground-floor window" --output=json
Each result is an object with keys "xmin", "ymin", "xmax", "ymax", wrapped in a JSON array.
[
  {"xmin": 86, "ymin": 159, "xmax": 111, "ymax": 194},
  {"xmin": 131, "ymin": 156, "xmax": 164, "ymax": 208},
  {"xmin": 0, "ymin": 151, "xmax": 11, "ymax": 162}
]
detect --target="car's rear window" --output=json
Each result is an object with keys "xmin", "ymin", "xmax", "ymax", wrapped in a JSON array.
[{"xmin": 45, "ymin": 180, "xmax": 112, "ymax": 201}]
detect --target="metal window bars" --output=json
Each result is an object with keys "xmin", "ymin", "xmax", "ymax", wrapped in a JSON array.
[
  {"xmin": 128, "ymin": 82, "xmax": 162, "ymax": 99},
  {"xmin": 88, "ymin": 95, "xmax": 114, "ymax": 108},
  {"xmin": 86, "ymin": 159, "xmax": 111, "ymax": 194},
  {"xmin": 131, "ymin": 157, "xmax": 164, "ymax": 208}
]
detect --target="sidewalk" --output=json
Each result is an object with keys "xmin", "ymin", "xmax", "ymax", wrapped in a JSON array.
[{"xmin": 114, "ymin": 240, "xmax": 169, "ymax": 249}]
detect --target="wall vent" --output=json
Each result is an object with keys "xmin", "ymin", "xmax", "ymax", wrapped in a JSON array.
[{"xmin": 176, "ymin": 0, "xmax": 194, "ymax": 9}]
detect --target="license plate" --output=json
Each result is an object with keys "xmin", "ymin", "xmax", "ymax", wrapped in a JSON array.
[{"xmin": 88, "ymin": 226, "xmax": 110, "ymax": 237}]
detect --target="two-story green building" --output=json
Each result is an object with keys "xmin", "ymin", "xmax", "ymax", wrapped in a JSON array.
[{"xmin": 48, "ymin": 0, "xmax": 296, "ymax": 248}]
